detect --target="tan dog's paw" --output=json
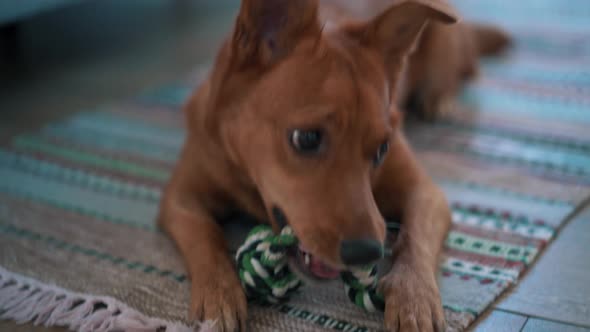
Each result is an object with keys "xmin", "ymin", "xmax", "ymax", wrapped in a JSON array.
[
  {"xmin": 189, "ymin": 257, "xmax": 247, "ymax": 332},
  {"xmin": 379, "ymin": 264, "xmax": 445, "ymax": 332}
]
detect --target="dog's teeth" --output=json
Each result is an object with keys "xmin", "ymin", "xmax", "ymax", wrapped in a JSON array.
[{"xmin": 304, "ymin": 253, "xmax": 310, "ymax": 266}]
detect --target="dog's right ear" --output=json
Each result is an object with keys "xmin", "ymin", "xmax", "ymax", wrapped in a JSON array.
[{"xmin": 231, "ymin": 0, "xmax": 321, "ymax": 70}]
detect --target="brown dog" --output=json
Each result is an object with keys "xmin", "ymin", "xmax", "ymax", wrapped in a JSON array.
[{"xmin": 159, "ymin": 0, "xmax": 510, "ymax": 331}]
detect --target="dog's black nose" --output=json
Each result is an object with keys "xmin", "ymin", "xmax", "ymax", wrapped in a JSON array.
[{"xmin": 340, "ymin": 239, "xmax": 383, "ymax": 266}]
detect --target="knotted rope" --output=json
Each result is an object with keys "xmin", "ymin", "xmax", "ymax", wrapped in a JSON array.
[{"xmin": 235, "ymin": 225, "xmax": 385, "ymax": 312}]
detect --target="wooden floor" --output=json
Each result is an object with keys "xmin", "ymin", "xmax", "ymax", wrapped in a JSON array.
[{"xmin": 1, "ymin": 1, "xmax": 589, "ymax": 331}]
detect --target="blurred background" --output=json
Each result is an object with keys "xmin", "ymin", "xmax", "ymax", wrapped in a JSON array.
[{"xmin": 0, "ymin": 0, "xmax": 239, "ymax": 139}]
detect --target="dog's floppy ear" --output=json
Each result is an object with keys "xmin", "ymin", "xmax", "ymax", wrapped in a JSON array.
[
  {"xmin": 231, "ymin": 0, "xmax": 321, "ymax": 69},
  {"xmin": 355, "ymin": 0, "xmax": 459, "ymax": 58}
]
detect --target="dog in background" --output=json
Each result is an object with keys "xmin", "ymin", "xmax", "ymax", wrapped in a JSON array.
[
  {"xmin": 159, "ymin": 0, "xmax": 510, "ymax": 331},
  {"xmin": 321, "ymin": 0, "xmax": 510, "ymax": 119}
]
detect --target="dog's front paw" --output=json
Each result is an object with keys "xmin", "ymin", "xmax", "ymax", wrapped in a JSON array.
[
  {"xmin": 189, "ymin": 255, "xmax": 247, "ymax": 332},
  {"xmin": 379, "ymin": 263, "xmax": 445, "ymax": 332}
]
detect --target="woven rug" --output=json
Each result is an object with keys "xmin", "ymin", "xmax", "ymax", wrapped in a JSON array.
[{"xmin": 2, "ymin": 1, "xmax": 590, "ymax": 331}]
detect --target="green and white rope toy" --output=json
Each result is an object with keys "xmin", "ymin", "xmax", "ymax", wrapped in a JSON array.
[{"xmin": 235, "ymin": 225, "xmax": 385, "ymax": 312}]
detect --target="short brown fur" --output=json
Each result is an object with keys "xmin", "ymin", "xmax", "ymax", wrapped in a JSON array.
[{"xmin": 159, "ymin": 0, "xmax": 510, "ymax": 331}]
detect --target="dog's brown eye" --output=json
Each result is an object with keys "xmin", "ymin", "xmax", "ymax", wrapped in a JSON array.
[
  {"xmin": 290, "ymin": 129, "xmax": 323, "ymax": 153},
  {"xmin": 373, "ymin": 141, "xmax": 389, "ymax": 167}
]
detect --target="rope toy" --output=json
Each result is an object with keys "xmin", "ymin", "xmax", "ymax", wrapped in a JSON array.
[{"xmin": 235, "ymin": 225, "xmax": 385, "ymax": 312}]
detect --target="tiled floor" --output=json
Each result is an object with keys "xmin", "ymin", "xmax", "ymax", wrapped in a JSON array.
[
  {"xmin": 1, "ymin": 1, "xmax": 589, "ymax": 331},
  {"xmin": 469, "ymin": 207, "xmax": 590, "ymax": 331}
]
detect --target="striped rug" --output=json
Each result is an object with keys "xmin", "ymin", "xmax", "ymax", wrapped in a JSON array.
[{"xmin": 1, "ymin": 0, "xmax": 590, "ymax": 331}]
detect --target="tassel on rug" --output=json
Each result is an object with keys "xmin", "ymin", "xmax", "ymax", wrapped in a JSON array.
[{"xmin": 0, "ymin": 266, "xmax": 212, "ymax": 332}]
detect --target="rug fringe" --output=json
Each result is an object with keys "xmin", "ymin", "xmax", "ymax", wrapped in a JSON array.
[{"xmin": 0, "ymin": 266, "xmax": 213, "ymax": 332}]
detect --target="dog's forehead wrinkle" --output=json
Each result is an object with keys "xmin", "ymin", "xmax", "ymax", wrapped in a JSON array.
[
  {"xmin": 253, "ymin": 53, "xmax": 333, "ymax": 102},
  {"xmin": 251, "ymin": 55, "xmax": 359, "ymax": 124}
]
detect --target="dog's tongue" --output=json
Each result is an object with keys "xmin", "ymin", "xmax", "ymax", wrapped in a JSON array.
[{"xmin": 309, "ymin": 255, "xmax": 341, "ymax": 279}]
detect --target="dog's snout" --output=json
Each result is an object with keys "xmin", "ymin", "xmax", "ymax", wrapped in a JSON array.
[{"xmin": 340, "ymin": 239, "xmax": 383, "ymax": 266}]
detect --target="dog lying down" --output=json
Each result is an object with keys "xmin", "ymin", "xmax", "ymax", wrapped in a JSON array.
[{"xmin": 158, "ymin": 0, "xmax": 510, "ymax": 331}]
